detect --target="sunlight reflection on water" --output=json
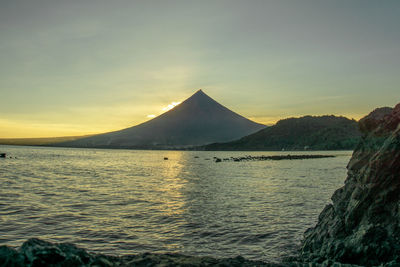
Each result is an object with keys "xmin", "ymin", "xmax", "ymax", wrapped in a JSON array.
[{"xmin": 0, "ymin": 146, "xmax": 351, "ymax": 261}]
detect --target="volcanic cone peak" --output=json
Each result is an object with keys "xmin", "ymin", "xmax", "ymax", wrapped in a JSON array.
[{"xmin": 56, "ymin": 90, "xmax": 265, "ymax": 149}]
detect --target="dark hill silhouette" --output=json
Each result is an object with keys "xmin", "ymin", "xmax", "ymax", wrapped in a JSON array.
[
  {"xmin": 203, "ymin": 115, "xmax": 362, "ymax": 151},
  {"xmin": 55, "ymin": 90, "xmax": 265, "ymax": 149},
  {"xmin": 0, "ymin": 135, "xmax": 93, "ymax": 146}
]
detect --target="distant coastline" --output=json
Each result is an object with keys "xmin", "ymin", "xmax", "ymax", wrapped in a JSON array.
[
  {"xmin": 0, "ymin": 135, "xmax": 93, "ymax": 146},
  {"xmin": 0, "ymin": 114, "xmax": 361, "ymax": 152}
]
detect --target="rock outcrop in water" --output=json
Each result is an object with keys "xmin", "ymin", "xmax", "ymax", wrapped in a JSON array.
[
  {"xmin": 301, "ymin": 104, "xmax": 400, "ymax": 266},
  {"xmin": 213, "ymin": 154, "xmax": 335, "ymax": 163}
]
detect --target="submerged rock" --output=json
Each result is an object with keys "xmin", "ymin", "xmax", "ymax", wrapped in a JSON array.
[{"xmin": 301, "ymin": 104, "xmax": 400, "ymax": 266}]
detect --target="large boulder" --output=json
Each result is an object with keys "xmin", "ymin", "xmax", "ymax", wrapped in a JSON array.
[{"xmin": 301, "ymin": 104, "xmax": 400, "ymax": 266}]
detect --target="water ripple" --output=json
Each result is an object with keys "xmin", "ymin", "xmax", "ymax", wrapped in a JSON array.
[{"xmin": 0, "ymin": 145, "xmax": 351, "ymax": 261}]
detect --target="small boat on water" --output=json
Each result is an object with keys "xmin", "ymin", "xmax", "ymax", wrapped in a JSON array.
[{"xmin": 0, "ymin": 153, "xmax": 6, "ymax": 158}]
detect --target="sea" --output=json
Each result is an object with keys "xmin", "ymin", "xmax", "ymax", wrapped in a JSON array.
[{"xmin": 0, "ymin": 145, "xmax": 352, "ymax": 262}]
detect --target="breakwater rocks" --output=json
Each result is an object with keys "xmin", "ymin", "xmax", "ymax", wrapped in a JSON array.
[
  {"xmin": 301, "ymin": 104, "xmax": 400, "ymax": 266},
  {"xmin": 214, "ymin": 155, "xmax": 335, "ymax": 163}
]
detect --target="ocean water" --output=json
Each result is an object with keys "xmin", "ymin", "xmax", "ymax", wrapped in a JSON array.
[{"xmin": 0, "ymin": 145, "xmax": 351, "ymax": 262}]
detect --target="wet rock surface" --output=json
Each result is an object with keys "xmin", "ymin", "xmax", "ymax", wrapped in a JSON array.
[
  {"xmin": 1, "ymin": 238, "xmax": 366, "ymax": 267},
  {"xmin": 301, "ymin": 104, "xmax": 400, "ymax": 266},
  {"xmin": 0, "ymin": 238, "xmax": 287, "ymax": 267},
  {"xmin": 0, "ymin": 238, "xmax": 366, "ymax": 267}
]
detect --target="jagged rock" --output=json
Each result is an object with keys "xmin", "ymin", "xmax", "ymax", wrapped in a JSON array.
[
  {"xmin": 0, "ymin": 238, "xmax": 367, "ymax": 267},
  {"xmin": 301, "ymin": 104, "xmax": 400, "ymax": 266},
  {"xmin": 20, "ymin": 238, "xmax": 91, "ymax": 266},
  {"xmin": 0, "ymin": 245, "xmax": 24, "ymax": 267},
  {"xmin": 358, "ymin": 107, "xmax": 393, "ymax": 134}
]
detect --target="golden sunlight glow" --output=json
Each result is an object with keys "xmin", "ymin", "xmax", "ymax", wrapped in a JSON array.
[
  {"xmin": 158, "ymin": 151, "xmax": 185, "ymax": 216},
  {"xmin": 162, "ymin": 102, "xmax": 181, "ymax": 112},
  {"xmin": 145, "ymin": 101, "xmax": 182, "ymax": 120}
]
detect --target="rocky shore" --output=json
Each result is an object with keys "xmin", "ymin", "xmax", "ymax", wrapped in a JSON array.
[
  {"xmin": 301, "ymin": 104, "xmax": 400, "ymax": 266},
  {"xmin": 1, "ymin": 238, "xmax": 361, "ymax": 267},
  {"xmin": 0, "ymin": 238, "xmax": 282, "ymax": 267}
]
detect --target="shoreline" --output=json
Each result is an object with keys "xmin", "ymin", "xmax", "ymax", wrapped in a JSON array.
[{"xmin": 0, "ymin": 238, "xmax": 357, "ymax": 267}]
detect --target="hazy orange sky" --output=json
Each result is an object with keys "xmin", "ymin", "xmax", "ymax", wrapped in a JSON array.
[{"xmin": 1, "ymin": 1, "xmax": 399, "ymax": 138}]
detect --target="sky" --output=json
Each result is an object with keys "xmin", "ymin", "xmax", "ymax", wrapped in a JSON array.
[{"xmin": 0, "ymin": 0, "xmax": 399, "ymax": 138}]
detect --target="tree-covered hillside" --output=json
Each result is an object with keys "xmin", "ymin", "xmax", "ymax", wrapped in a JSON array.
[{"xmin": 204, "ymin": 115, "xmax": 361, "ymax": 151}]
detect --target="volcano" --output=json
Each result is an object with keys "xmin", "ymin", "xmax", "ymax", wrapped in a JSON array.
[{"xmin": 56, "ymin": 90, "xmax": 265, "ymax": 149}]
